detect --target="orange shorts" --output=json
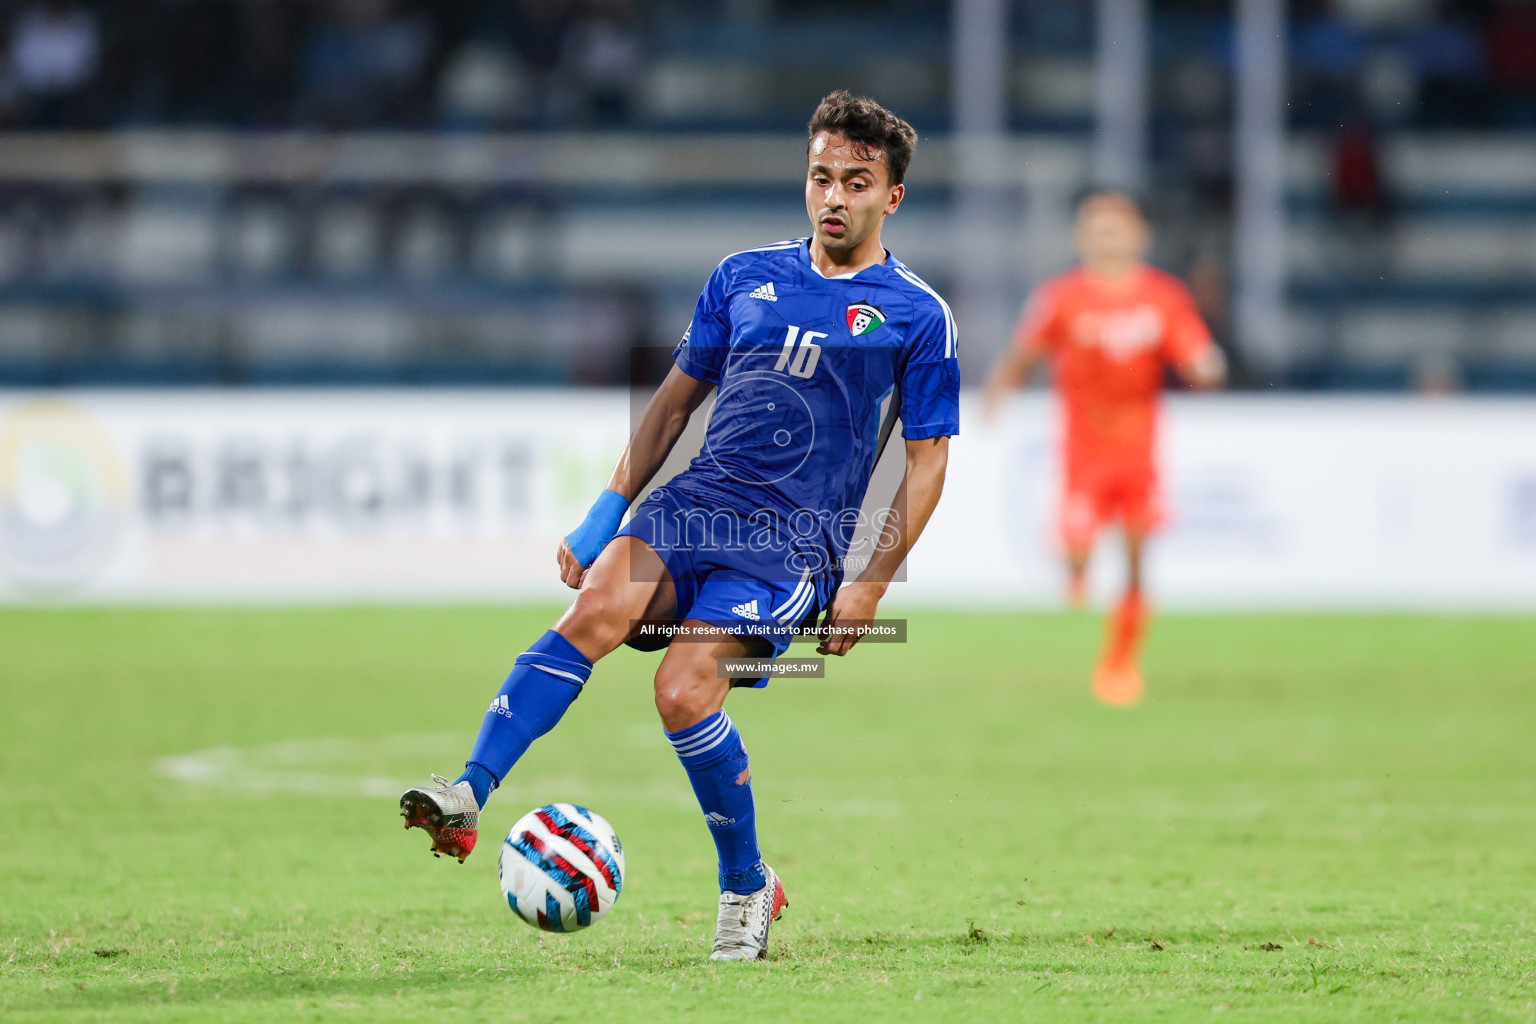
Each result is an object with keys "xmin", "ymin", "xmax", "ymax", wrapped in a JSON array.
[{"xmin": 1058, "ymin": 458, "xmax": 1164, "ymax": 550}]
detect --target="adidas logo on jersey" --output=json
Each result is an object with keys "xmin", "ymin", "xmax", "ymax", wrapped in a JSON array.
[
  {"xmin": 748, "ymin": 282, "xmax": 779, "ymax": 301},
  {"xmin": 488, "ymin": 694, "xmax": 513, "ymax": 719},
  {"xmin": 732, "ymin": 600, "xmax": 760, "ymax": 621}
]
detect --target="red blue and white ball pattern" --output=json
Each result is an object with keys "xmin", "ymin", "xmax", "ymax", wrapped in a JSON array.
[{"xmin": 498, "ymin": 804, "xmax": 625, "ymax": 933}]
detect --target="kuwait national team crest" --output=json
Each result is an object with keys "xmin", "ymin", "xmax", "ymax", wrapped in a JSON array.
[{"xmin": 846, "ymin": 302, "xmax": 886, "ymax": 337}]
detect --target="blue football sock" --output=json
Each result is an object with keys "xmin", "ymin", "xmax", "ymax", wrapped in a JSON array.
[
  {"xmin": 459, "ymin": 630, "xmax": 592, "ymax": 807},
  {"xmin": 456, "ymin": 762, "xmax": 498, "ymax": 809},
  {"xmin": 666, "ymin": 710, "xmax": 765, "ymax": 895}
]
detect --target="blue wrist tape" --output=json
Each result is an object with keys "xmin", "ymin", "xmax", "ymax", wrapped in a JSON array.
[{"xmin": 565, "ymin": 489, "xmax": 629, "ymax": 569}]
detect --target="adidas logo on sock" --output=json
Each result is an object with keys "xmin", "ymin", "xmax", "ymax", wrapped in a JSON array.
[
  {"xmin": 704, "ymin": 811, "xmax": 737, "ymax": 827},
  {"xmin": 748, "ymin": 282, "xmax": 778, "ymax": 301},
  {"xmin": 488, "ymin": 694, "xmax": 513, "ymax": 719},
  {"xmin": 731, "ymin": 599, "xmax": 760, "ymax": 621}
]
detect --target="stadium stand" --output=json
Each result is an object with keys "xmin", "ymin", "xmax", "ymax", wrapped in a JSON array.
[{"xmin": 0, "ymin": 0, "xmax": 1531, "ymax": 389}]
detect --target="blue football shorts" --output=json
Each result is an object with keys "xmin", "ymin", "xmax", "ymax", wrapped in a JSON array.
[{"xmin": 614, "ymin": 483, "xmax": 832, "ymax": 684}]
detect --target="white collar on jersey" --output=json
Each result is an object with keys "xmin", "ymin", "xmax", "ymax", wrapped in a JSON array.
[
  {"xmin": 804, "ymin": 241, "xmax": 891, "ymax": 280},
  {"xmin": 815, "ymin": 268, "xmax": 860, "ymax": 280}
]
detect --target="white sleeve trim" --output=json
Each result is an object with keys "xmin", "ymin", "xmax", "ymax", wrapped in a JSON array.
[{"xmin": 893, "ymin": 266, "xmax": 957, "ymax": 359}]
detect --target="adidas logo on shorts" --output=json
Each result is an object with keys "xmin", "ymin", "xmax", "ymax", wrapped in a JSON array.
[
  {"xmin": 748, "ymin": 282, "xmax": 779, "ymax": 301},
  {"xmin": 731, "ymin": 599, "xmax": 760, "ymax": 621}
]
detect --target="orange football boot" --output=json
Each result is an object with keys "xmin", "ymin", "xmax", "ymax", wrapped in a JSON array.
[{"xmin": 1092, "ymin": 591, "xmax": 1147, "ymax": 706}]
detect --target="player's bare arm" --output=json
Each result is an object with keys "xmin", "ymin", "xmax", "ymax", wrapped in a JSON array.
[
  {"xmin": 981, "ymin": 343, "xmax": 1047, "ymax": 423},
  {"xmin": 557, "ymin": 366, "xmax": 715, "ymax": 588},
  {"xmin": 818, "ymin": 435, "xmax": 949, "ymax": 657},
  {"xmin": 1176, "ymin": 346, "xmax": 1228, "ymax": 390}
]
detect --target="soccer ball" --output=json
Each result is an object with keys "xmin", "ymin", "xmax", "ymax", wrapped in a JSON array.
[{"xmin": 498, "ymin": 804, "xmax": 625, "ymax": 933}]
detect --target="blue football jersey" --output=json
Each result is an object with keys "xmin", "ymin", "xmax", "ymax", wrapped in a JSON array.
[{"xmin": 667, "ymin": 236, "xmax": 960, "ymax": 577}]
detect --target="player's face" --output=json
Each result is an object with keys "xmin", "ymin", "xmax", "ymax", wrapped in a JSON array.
[
  {"xmin": 805, "ymin": 132, "xmax": 904, "ymax": 253},
  {"xmin": 1074, "ymin": 195, "xmax": 1150, "ymax": 267}
]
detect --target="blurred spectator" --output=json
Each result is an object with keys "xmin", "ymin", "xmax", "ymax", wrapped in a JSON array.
[
  {"xmin": 5, "ymin": 0, "xmax": 101, "ymax": 127},
  {"xmin": 509, "ymin": 0, "xmax": 575, "ymax": 126},
  {"xmin": 1487, "ymin": 0, "xmax": 1536, "ymax": 125},
  {"xmin": 156, "ymin": 0, "xmax": 239, "ymax": 123},
  {"xmin": 233, "ymin": 0, "xmax": 313, "ymax": 126},
  {"xmin": 559, "ymin": 2, "xmax": 641, "ymax": 127},
  {"xmin": 511, "ymin": 0, "xmax": 574, "ymax": 77},
  {"xmin": 1181, "ymin": 121, "xmax": 1232, "ymax": 211},
  {"xmin": 1334, "ymin": 119, "xmax": 1384, "ymax": 215},
  {"xmin": 437, "ymin": 42, "xmax": 533, "ymax": 129},
  {"xmin": 1291, "ymin": 2, "xmax": 1369, "ymax": 125},
  {"xmin": 1404, "ymin": 6, "xmax": 1488, "ymax": 126},
  {"xmin": 1186, "ymin": 251, "xmax": 1249, "ymax": 386},
  {"xmin": 1331, "ymin": 115, "xmax": 1393, "ymax": 281},
  {"xmin": 297, "ymin": 0, "xmax": 434, "ymax": 128}
]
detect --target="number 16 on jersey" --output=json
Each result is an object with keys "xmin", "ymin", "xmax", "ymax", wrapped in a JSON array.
[{"xmin": 775, "ymin": 326, "xmax": 824, "ymax": 379}]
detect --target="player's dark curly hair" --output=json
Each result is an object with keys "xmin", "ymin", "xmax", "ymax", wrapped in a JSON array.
[{"xmin": 807, "ymin": 90, "xmax": 918, "ymax": 186}]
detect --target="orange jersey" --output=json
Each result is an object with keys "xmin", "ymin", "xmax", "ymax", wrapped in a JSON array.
[{"xmin": 1016, "ymin": 266, "xmax": 1213, "ymax": 470}]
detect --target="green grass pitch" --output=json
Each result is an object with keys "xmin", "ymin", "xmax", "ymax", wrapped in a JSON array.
[{"xmin": 2, "ymin": 607, "xmax": 1534, "ymax": 1023}]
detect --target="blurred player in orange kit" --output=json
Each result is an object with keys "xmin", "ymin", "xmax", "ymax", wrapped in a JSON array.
[{"xmin": 982, "ymin": 189, "xmax": 1226, "ymax": 706}]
